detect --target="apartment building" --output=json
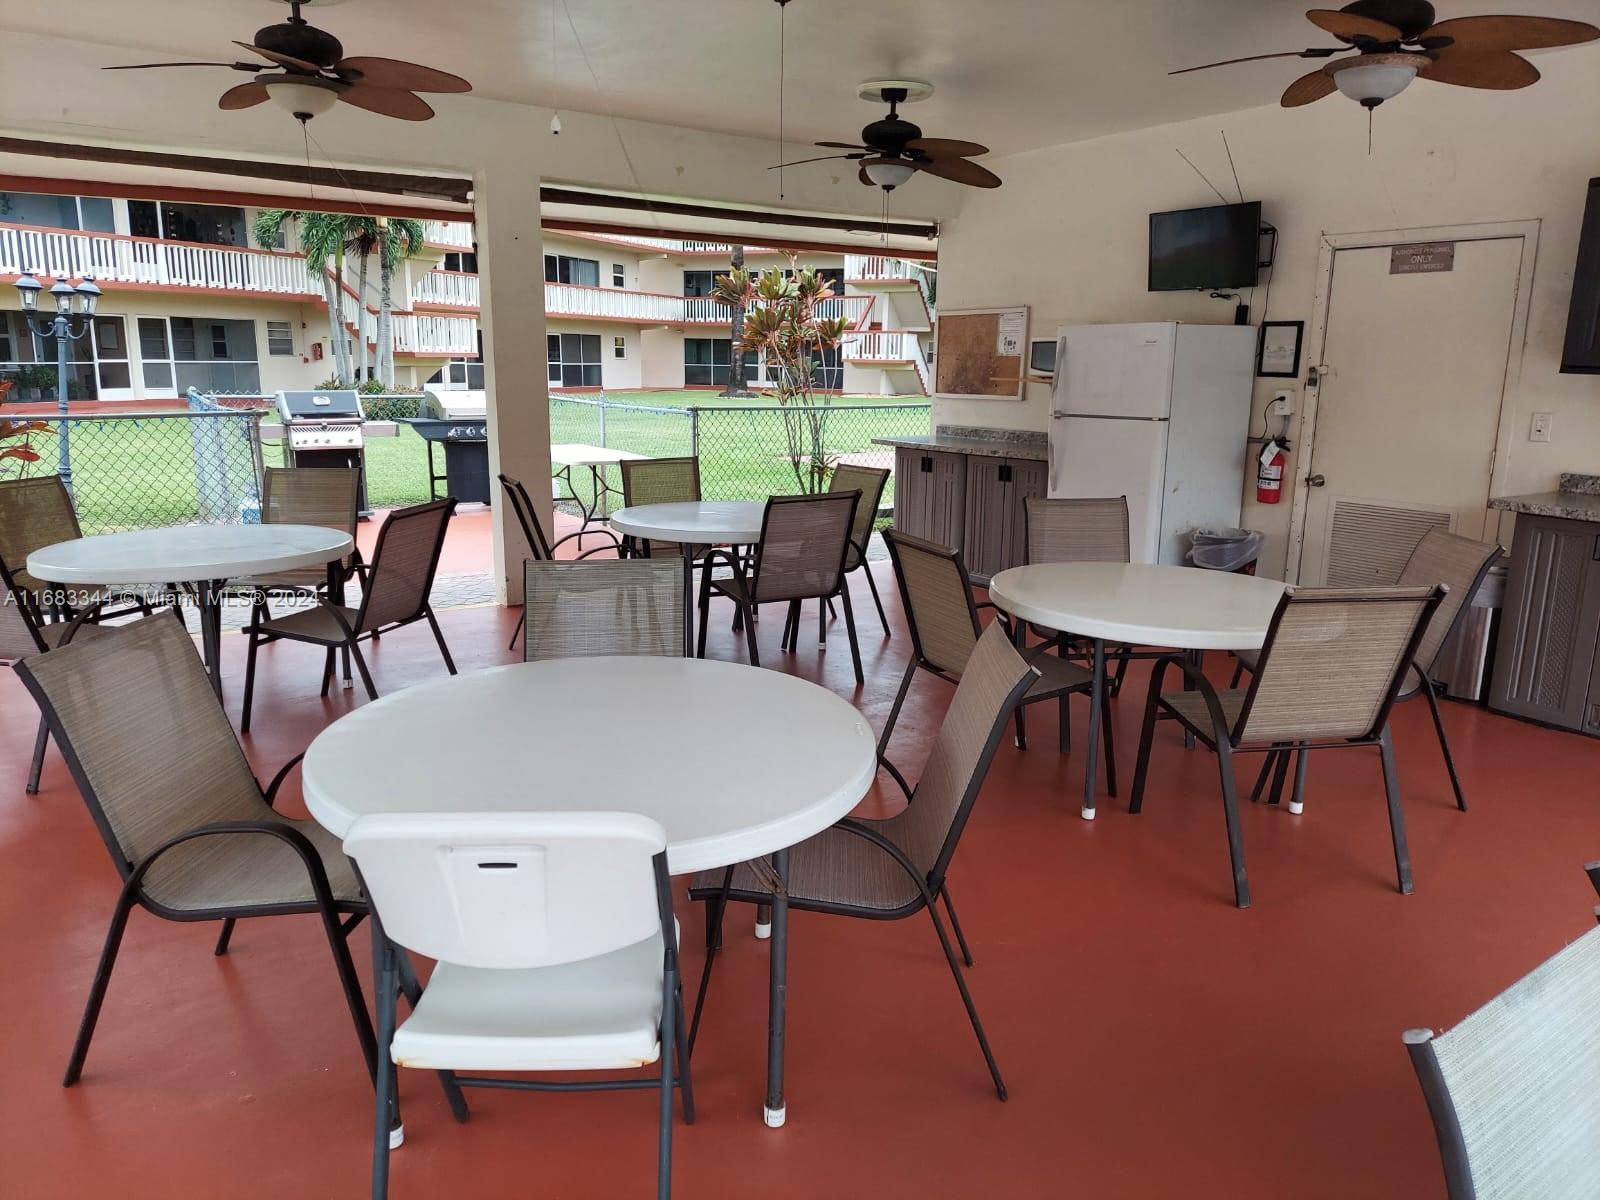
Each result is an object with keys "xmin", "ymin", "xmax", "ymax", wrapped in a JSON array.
[{"xmin": 0, "ymin": 189, "xmax": 932, "ymax": 401}]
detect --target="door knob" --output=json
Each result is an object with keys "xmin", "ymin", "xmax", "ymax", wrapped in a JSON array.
[{"xmin": 1305, "ymin": 473, "xmax": 1326, "ymax": 488}]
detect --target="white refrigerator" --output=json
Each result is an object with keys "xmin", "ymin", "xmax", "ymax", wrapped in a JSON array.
[{"xmin": 1048, "ymin": 322, "xmax": 1256, "ymax": 564}]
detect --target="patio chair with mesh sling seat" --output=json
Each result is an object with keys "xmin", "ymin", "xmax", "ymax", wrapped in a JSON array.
[
  {"xmin": 696, "ymin": 490, "xmax": 865, "ymax": 685},
  {"xmin": 1403, "ymin": 866, "xmax": 1600, "ymax": 1200},
  {"xmin": 240, "ymin": 498, "xmax": 457, "ymax": 732},
  {"xmin": 499, "ymin": 473, "xmax": 623, "ymax": 652},
  {"xmin": 1229, "ymin": 527, "xmax": 1502, "ymax": 814},
  {"xmin": 686, "ymin": 619, "xmax": 1038, "ymax": 1102},
  {"xmin": 1023, "ymin": 495, "xmax": 1136, "ymax": 696},
  {"xmin": 0, "ymin": 545, "xmax": 106, "ymax": 794},
  {"xmin": 0, "ymin": 476, "xmax": 161, "ymax": 621},
  {"xmin": 618, "ymin": 456, "xmax": 703, "ymax": 559},
  {"xmin": 522, "ymin": 557, "xmax": 684, "ymax": 661},
  {"xmin": 10, "ymin": 614, "xmax": 378, "ymax": 1088},
  {"xmin": 1129, "ymin": 584, "xmax": 1445, "ymax": 908},
  {"xmin": 878, "ymin": 529, "xmax": 1108, "ymax": 799},
  {"xmin": 828, "ymin": 463, "xmax": 892, "ymax": 637}
]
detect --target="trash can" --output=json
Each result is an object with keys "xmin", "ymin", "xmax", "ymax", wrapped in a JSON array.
[{"xmin": 1186, "ymin": 527, "xmax": 1264, "ymax": 574}]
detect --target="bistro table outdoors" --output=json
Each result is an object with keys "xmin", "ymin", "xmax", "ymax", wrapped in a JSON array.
[
  {"xmin": 550, "ymin": 443, "xmax": 647, "ymax": 543},
  {"xmin": 608, "ymin": 501, "xmax": 766, "ymax": 656},
  {"xmin": 987, "ymin": 562, "xmax": 1286, "ymax": 820},
  {"xmin": 26, "ymin": 523, "xmax": 353, "ymax": 699},
  {"xmin": 301, "ymin": 653, "xmax": 879, "ymax": 1130}
]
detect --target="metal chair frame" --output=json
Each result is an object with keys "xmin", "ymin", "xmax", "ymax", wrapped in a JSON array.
[
  {"xmin": 1128, "ymin": 586, "xmax": 1445, "ymax": 908},
  {"xmin": 240, "ymin": 499, "xmax": 458, "ymax": 731},
  {"xmin": 499, "ymin": 473, "xmax": 622, "ymax": 651},
  {"xmin": 686, "ymin": 633, "xmax": 1038, "ymax": 1102}
]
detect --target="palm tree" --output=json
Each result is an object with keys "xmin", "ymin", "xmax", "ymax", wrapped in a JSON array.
[
  {"xmin": 719, "ymin": 244, "xmax": 752, "ymax": 397},
  {"xmin": 344, "ymin": 218, "xmax": 381, "ymax": 382},
  {"xmin": 374, "ymin": 216, "xmax": 426, "ymax": 388},
  {"xmin": 254, "ymin": 209, "xmax": 354, "ymax": 384}
]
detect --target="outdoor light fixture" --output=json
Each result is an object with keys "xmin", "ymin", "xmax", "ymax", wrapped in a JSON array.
[
  {"xmin": 264, "ymin": 77, "xmax": 341, "ymax": 121},
  {"xmin": 863, "ymin": 157, "xmax": 916, "ymax": 191},
  {"xmin": 1328, "ymin": 54, "xmax": 1427, "ymax": 108},
  {"xmin": 11, "ymin": 271, "xmax": 101, "ymax": 492},
  {"xmin": 14, "ymin": 271, "xmax": 41, "ymax": 313}
]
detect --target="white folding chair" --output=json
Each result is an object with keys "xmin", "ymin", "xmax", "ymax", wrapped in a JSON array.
[{"xmin": 345, "ymin": 812, "xmax": 692, "ymax": 1200}]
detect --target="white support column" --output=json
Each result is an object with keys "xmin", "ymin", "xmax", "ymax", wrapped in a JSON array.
[{"xmin": 475, "ymin": 156, "xmax": 552, "ymax": 606}]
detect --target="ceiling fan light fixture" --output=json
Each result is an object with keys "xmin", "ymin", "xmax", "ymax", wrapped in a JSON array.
[
  {"xmin": 264, "ymin": 76, "xmax": 340, "ymax": 119},
  {"xmin": 1327, "ymin": 52, "xmax": 1428, "ymax": 106},
  {"xmin": 863, "ymin": 157, "xmax": 916, "ymax": 190}
]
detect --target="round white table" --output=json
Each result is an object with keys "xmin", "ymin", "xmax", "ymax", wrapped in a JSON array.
[
  {"xmin": 27, "ymin": 523, "xmax": 354, "ymax": 697},
  {"xmin": 303, "ymin": 654, "xmax": 878, "ymax": 1128},
  {"xmin": 609, "ymin": 502, "xmax": 767, "ymax": 655},
  {"xmin": 987, "ymin": 563, "xmax": 1286, "ymax": 819}
]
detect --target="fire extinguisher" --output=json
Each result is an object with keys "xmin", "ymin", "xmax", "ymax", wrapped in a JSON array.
[{"xmin": 1256, "ymin": 437, "xmax": 1290, "ymax": 504}]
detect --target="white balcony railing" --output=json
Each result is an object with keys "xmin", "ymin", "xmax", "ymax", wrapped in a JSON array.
[
  {"xmin": 845, "ymin": 253, "xmax": 933, "ymax": 319},
  {"xmin": 546, "ymin": 283, "xmax": 685, "ymax": 324},
  {"xmin": 412, "ymin": 269, "xmax": 481, "ymax": 309},
  {"xmin": 424, "ymin": 220, "xmax": 475, "ymax": 250},
  {"xmin": 392, "ymin": 313, "xmax": 479, "ymax": 356},
  {"xmin": 680, "ymin": 293, "xmax": 872, "ymax": 326},
  {"xmin": 1, "ymin": 224, "xmax": 318, "ymax": 297},
  {"xmin": 843, "ymin": 331, "xmax": 931, "ymax": 394}
]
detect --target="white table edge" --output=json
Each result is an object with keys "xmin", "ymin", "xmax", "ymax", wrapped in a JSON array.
[{"xmin": 25, "ymin": 525, "xmax": 354, "ymax": 586}]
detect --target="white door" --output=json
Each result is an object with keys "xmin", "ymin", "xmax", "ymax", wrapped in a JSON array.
[
  {"xmin": 1296, "ymin": 237, "xmax": 1524, "ymax": 586},
  {"xmin": 1053, "ymin": 323, "xmax": 1175, "ymax": 418},
  {"xmin": 1049, "ymin": 415, "xmax": 1169, "ymax": 563}
]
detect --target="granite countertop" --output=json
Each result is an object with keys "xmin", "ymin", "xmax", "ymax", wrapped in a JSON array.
[
  {"xmin": 872, "ymin": 424, "xmax": 1049, "ymax": 461},
  {"xmin": 1489, "ymin": 473, "xmax": 1600, "ymax": 522}
]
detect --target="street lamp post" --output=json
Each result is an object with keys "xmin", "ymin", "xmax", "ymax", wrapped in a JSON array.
[{"xmin": 13, "ymin": 271, "xmax": 101, "ymax": 495}]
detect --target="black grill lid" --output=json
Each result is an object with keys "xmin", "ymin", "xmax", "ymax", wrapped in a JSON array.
[{"xmin": 277, "ymin": 390, "xmax": 364, "ymax": 421}]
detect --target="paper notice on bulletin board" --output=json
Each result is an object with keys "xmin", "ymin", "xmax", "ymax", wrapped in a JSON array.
[{"xmin": 996, "ymin": 311, "xmax": 1026, "ymax": 357}]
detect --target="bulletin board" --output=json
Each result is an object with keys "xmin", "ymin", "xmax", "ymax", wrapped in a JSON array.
[{"xmin": 933, "ymin": 306, "xmax": 1028, "ymax": 401}]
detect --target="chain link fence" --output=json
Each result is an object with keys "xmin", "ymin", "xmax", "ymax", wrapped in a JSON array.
[
  {"xmin": 549, "ymin": 394, "xmax": 929, "ymax": 524},
  {"xmin": 2, "ymin": 410, "xmax": 264, "ymax": 534}
]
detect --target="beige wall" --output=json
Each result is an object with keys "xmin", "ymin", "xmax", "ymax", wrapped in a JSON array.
[{"xmin": 934, "ymin": 49, "xmax": 1600, "ymax": 578}]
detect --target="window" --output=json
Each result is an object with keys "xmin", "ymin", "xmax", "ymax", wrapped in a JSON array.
[
  {"xmin": 166, "ymin": 316, "xmax": 261, "ymax": 393},
  {"xmin": 613, "ymin": 336, "xmax": 627, "ymax": 359},
  {"xmin": 126, "ymin": 200, "xmax": 247, "ymax": 246},
  {"xmin": 0, "ymin": 192, "xmax": 114, "ymax": 233},
  {"xmin": 547, "ymin": 333, "xmax": 602, "ymax": 388},
  {"xmin": 138, "ymin": 317, "xmax": 174, "ymax": 395},
  {"xmin": 266, "ymin": 321, "xmax": 295, "ymax": 357},
  {"xmin": 612, "ymin": 263, "xmax": 626, "ymax": 288},
  {"xmin": 443, "ymin": 251, "xmax": 479, "ymax": 273},
  {"xmin": 684, "ymin": 337, "xmax": 730, "ymax": 386},
  {"xmin": 427, "ymin": 332, "xmax": 485, "ymax": 391},
  {"xmin": 683, "ymin": 271, "xmax": 717, "ymax": 298},
  {"xmin": 543, "ymin": 254, "xmax": 600, "ymax": 286}
]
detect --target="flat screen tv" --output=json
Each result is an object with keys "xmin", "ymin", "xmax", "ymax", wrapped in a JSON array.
[
  {"xmin": 1149, "ymin": 201, "xmax": 1263, "ymax": 292},
  {"xmin": 1561, "ymin": 177, "xmax": 1600, "ymax": 374}
]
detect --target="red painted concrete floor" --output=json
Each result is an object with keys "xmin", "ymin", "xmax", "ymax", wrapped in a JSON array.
[{"xmin": 2, "ymin": 564, "xmax": 1597, "ymax": 1199}]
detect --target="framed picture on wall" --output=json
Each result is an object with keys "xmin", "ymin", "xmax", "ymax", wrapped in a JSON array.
[{"xmin": 1257, "ymin": 320, "xmax": 1304, "ymax": 378}]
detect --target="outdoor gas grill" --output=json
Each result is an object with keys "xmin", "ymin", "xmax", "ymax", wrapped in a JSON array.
[
  {"xmin": 398, "ymin": 388, "xmax": 489, "ymax": 505},
  {"xmin": 276, "ymin": 389, "xmax": 370, "ymax": 514}
]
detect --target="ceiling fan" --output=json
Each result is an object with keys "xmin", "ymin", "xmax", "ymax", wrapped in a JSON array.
[
  {"xmin": 104, "ymin": 0, "xmax": 471, "ymax": 123},
  {"xmin": 773, "ymin": 81, "xmax": 1001, "ymax": 191},
  {"xmin": 1174, "ymin": 1, "xmax": 1598, "ymax": 109}
]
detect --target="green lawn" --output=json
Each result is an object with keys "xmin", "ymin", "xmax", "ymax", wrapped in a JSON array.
[{"xmin": 15, "ymin": 389, "xmax": 929, "ymax": 533}]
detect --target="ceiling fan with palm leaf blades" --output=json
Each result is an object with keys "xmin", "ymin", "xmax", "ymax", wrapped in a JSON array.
[
  {"xmin": 1174, "ymin": 1, "xmax": 1597, "ymax": 110},
  {"xmin": 773, "ymin": 81, "xmax": 1002, "ymax": 192},
  {"xmin": 104, "ymin": 0, "xmax": 471, "ymax": 123}
]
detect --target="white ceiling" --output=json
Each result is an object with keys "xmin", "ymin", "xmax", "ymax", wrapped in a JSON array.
[{"xmin": 6, "ymin": 0, "xmax": 1598, "ymax": 162}]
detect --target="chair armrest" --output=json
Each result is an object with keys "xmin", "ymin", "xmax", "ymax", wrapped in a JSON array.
[
  {"xmin": 1146, "ymin": 653, "xmax": 1236, "ymax": 744},
  {"xmin": 54, "ymin": 600, "xmax": 107, "ymax": 647},
  {"xmin": 259, "ymin": 752, "xmax": 307, "ymax": 810},
  {"xmin": 833, "ymin": 817, "xmax": 936, "ymax": 901},
  {"xmin": 125, "ymin": 819, "xmax": 343, "ymax": 913}
]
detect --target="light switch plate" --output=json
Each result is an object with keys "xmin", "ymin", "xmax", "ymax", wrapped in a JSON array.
[{"xmin": 1530, "ymin": 412, "xmax": 1553, "ymax": 443}]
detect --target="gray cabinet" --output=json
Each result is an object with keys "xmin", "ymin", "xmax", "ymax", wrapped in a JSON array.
[
  {"xmin": 1488, "ymin": 513, "xmax": 1600, "ymax": 736},
  {"xmin": 962, "ymin": 457, "xmax": 1047, "ymax": 584},
  {"xmin": 893, "ymin": 447, "xmax": 966, "ymax": 550}
]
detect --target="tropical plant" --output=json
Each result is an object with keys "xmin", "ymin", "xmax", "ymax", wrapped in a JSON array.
[
  {"xmin": 374, "ymin": 216, "xmax": 426, "ymax": 389},
  {"xmin": 0, "ymin": 383, "xmax": 51, "ymax": 479},
  {"xmin": 713, "ymin": 262, "xmax": 852, "ymax": 493},
  {"xmin": 254, "ymin": 209, "xmax": 355, "ymax": 386},
  {"xmin": 343, "ymin": 217, "xmax": 381, "ymax": 382}
]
